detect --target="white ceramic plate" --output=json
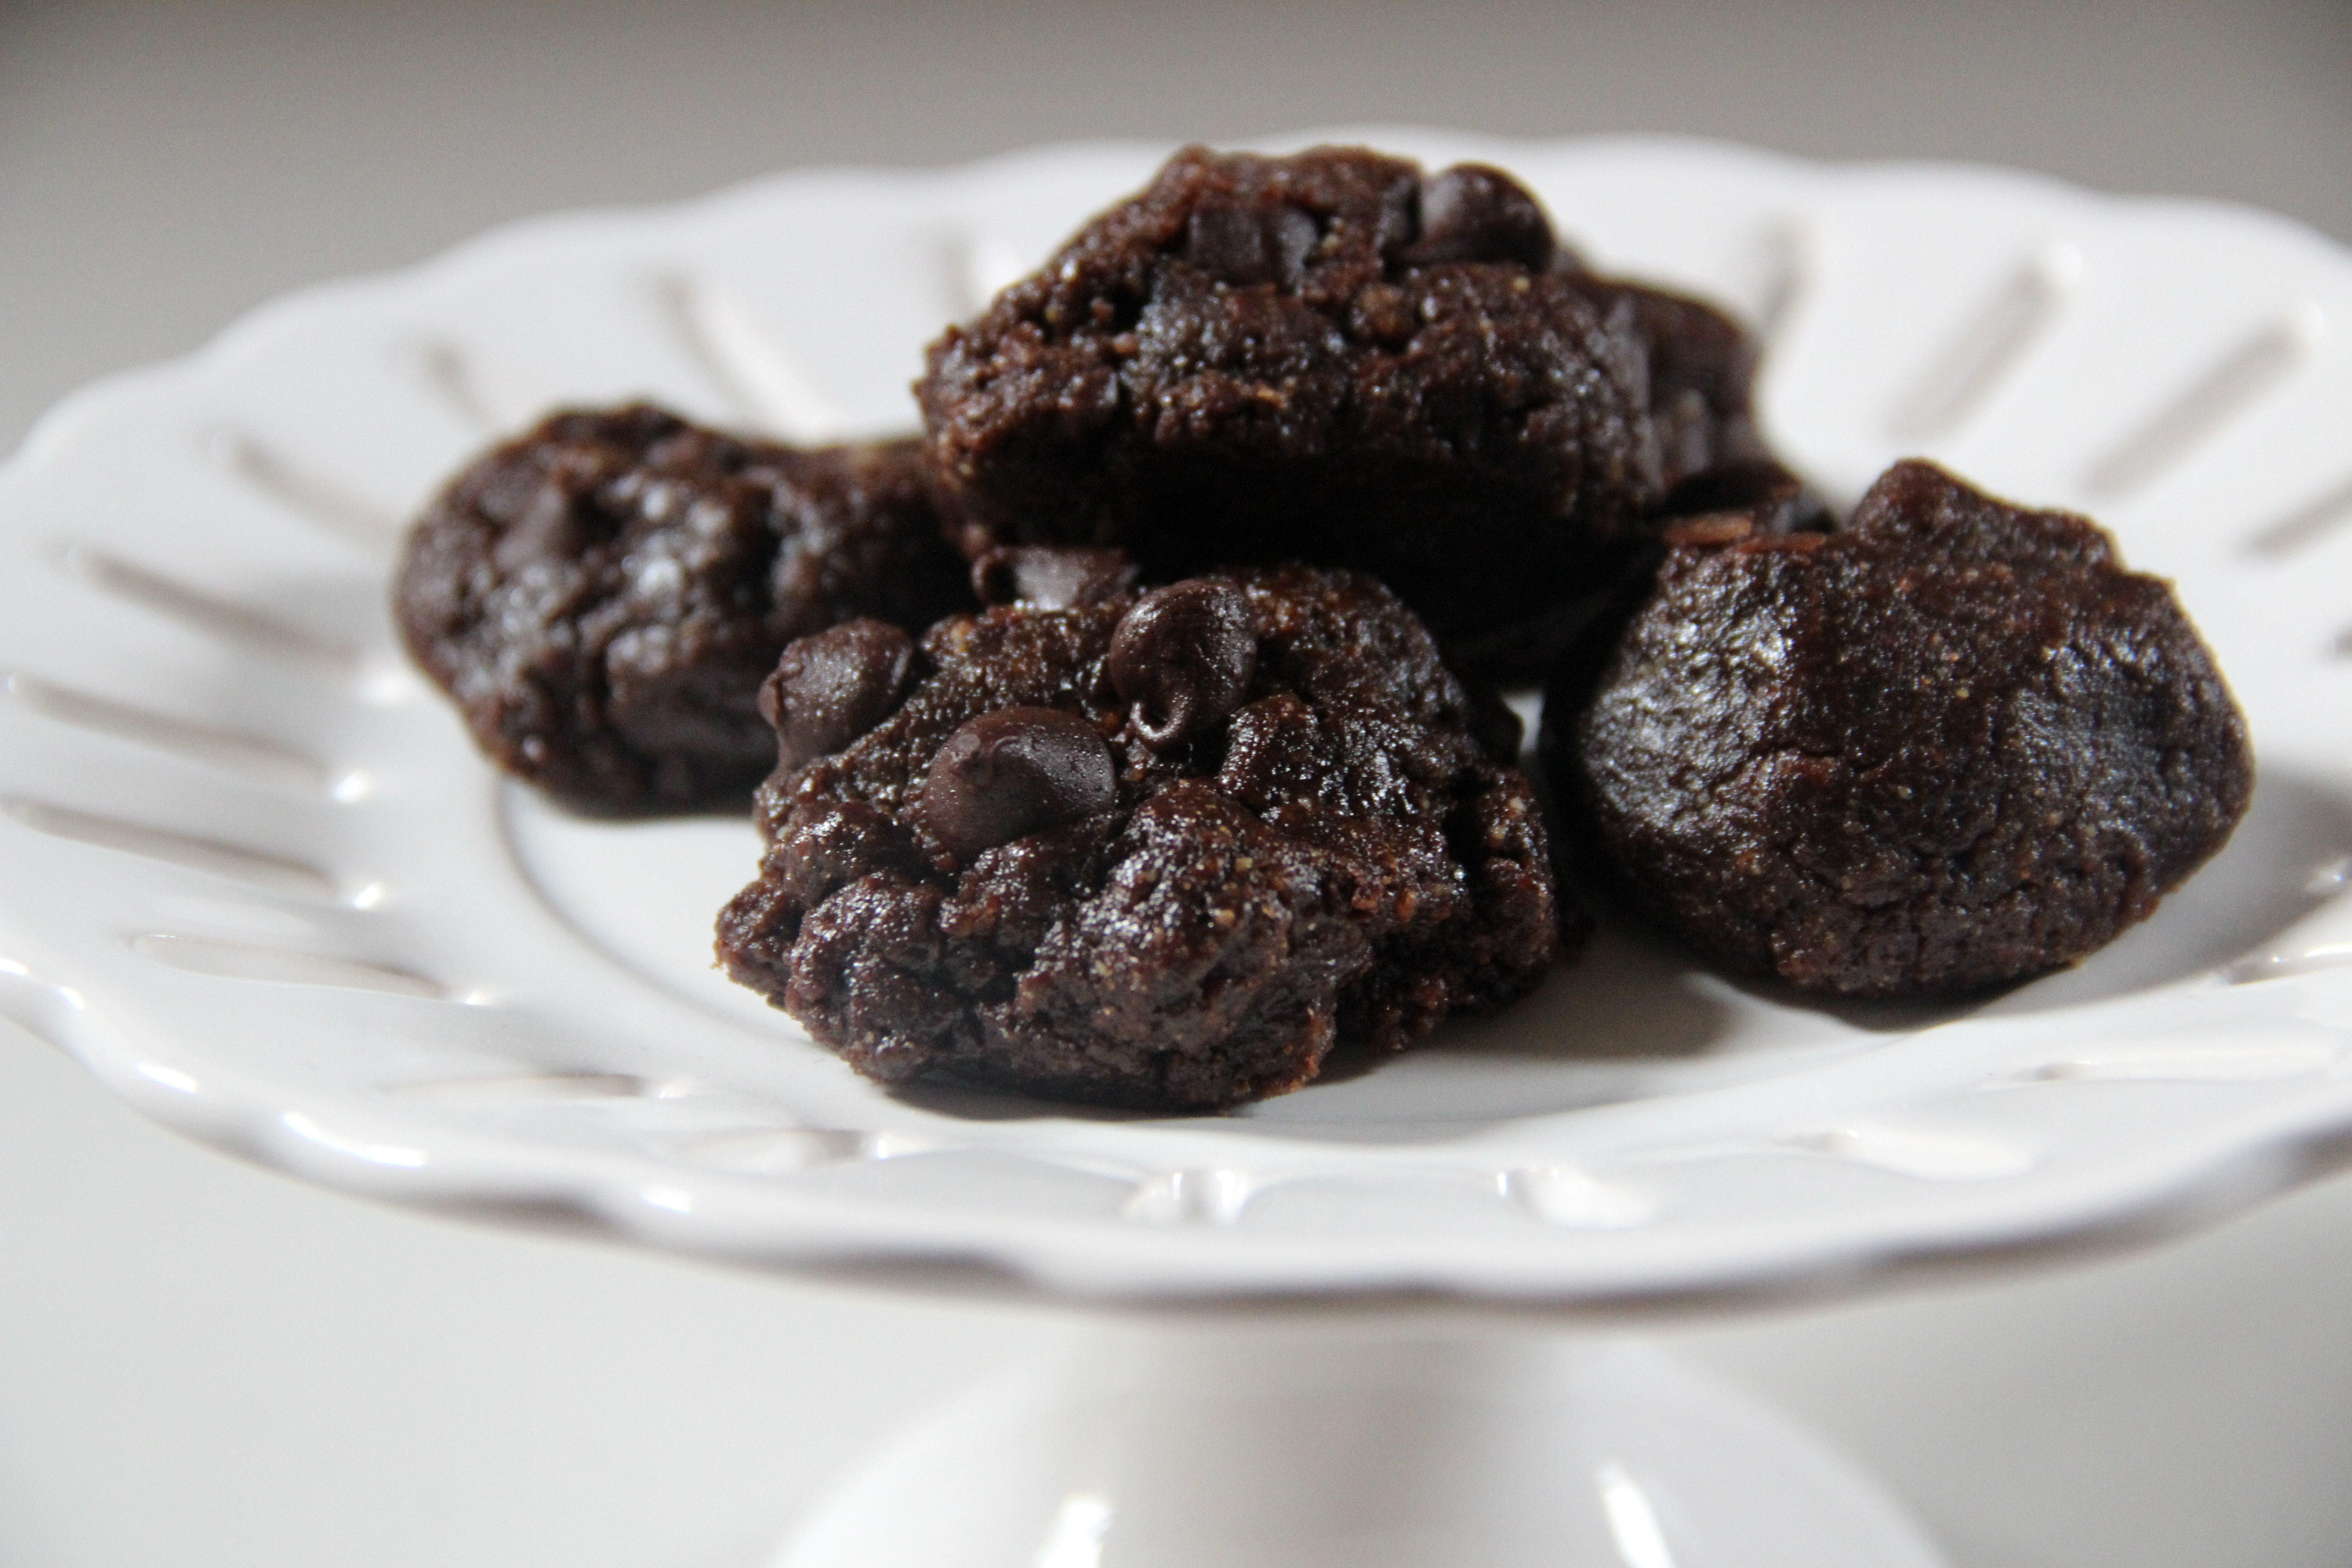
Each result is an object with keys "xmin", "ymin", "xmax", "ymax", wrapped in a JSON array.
[{"xmin": 5, "ymin": 130, "xmax": 2352, "ymax": 1307}]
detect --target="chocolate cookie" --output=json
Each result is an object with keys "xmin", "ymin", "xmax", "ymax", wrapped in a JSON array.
[
  {"xmin": 717, "ymin": 564, "xmax": 1565, "ymax": 1110},
  {"xmin": 395, "ymin": 404, "xmax": 972, "ymax": 815},
  {"xmin": 1569, "ymin": 274, "xmax": 1767, "ymax": 492},
  {"xmin": 1544, "ymin": 459, "xmax": 2253, "ymax": 997},
  {"xmin": 919, "ymin": 145, "xmax": 1693, "ymax": 683}
]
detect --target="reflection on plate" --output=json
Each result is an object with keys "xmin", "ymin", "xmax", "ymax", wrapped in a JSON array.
[{"xmin": 4, "ymin": 131, "xmax": 2352, "ymax": 1306}]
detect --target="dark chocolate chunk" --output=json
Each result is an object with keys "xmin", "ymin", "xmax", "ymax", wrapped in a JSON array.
[
  {"xmin": 912, "ymin": 706, "xmax": 1118, "ymax": 862},
  {"xmin": 395, "ymin": 404, "xmax": 972, "ymax": 815},
  {"xmin": 1557, "ymin": 275, "xmax": 1769, "ymax": 494},
  {"xmin": 1544, "ymin": 459, "xmax": 2253, "ymax": 997},
  {"xmin": 1402, "ymin": 164, "xmax": 1555, "ymax": 269},
  {"xmin": 1184, "ymin": 201, "xmax": 1321, "ymax": 287},
  {"xmin": 1107, "ymin": 580, "xmax": 1258, "ymax": 750},
  {"xmin": 718, "ymin": 563, "xmax": 1565, "ymax": 1110},
  {"xmin": 760, "ymin": 618, "xmax": 915, "ymax": 772}
]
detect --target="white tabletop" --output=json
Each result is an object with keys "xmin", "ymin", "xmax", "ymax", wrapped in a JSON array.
[{"xmin": 7, "ymin": 3, "xmax": 2352, "ymax": 1563}]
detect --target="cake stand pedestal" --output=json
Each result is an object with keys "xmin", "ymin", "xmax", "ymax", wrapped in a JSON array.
[{"xmin": 771, "ymin": 1321, "xmax": 1944, "ymax": 1568}]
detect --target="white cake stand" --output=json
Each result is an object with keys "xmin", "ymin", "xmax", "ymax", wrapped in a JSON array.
[{"xmin": 5, "ymin": 131, "xmax": 2352, "ymax": 1566}]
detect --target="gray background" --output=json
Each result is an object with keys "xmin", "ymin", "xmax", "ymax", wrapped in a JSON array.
[{"xmin": 6, "ymin": 2, "xmax": 2352, "ymax": 1564}]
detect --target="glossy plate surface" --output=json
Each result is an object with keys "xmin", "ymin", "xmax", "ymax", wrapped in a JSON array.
[{"xmin": 5, "ymin": 130, "xmax": 2351, "ymax": 1307}]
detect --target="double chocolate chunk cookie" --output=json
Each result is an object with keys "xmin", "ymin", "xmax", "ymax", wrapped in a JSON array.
[
  {"xmin": 396, "ymin": 404, "xmax": 971, "ymax": 815},
  {"xmin": 919, "ymin": 146, "xmax": 1761, "ymax": 681},
  {"xmin": 1545, "ymin": 460, "xmax": 2252, "ymax": 997},
  {"xmin": 717, "ymin": 564, "xmax": 1563, "ymax": 1110}
]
